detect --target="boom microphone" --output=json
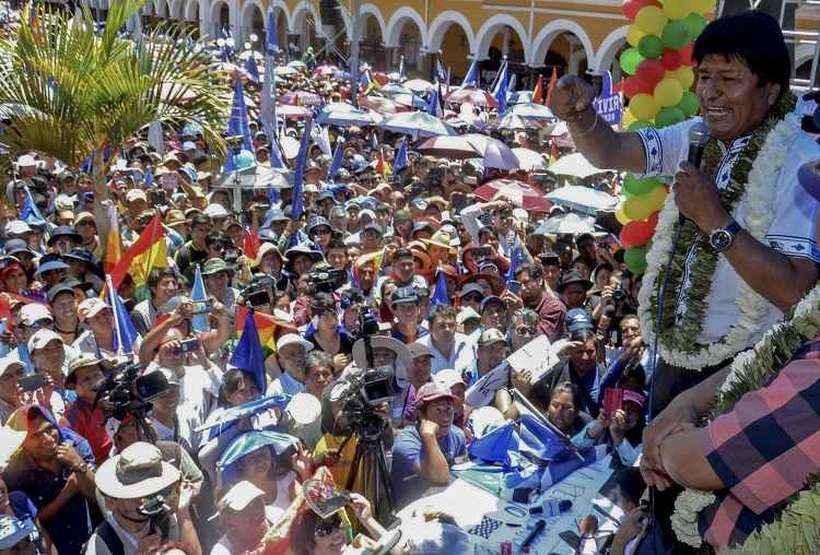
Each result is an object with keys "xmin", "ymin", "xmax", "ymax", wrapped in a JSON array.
[{"xmin": 678, "ymin": 120, "xmax": 711, "ymax": 224}]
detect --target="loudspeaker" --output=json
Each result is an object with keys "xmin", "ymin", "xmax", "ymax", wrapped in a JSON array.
[{"xmin": 319, "ymin": 0, "xmax": 341, "ymax": 27}]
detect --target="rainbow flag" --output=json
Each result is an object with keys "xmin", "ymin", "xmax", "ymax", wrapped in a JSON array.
[
  {"xmin": 235, "ymin": 305, "xmax": 294, "ymax": 351},
  {"xmin": 104, "ymin": 203, "xmax": 123, "ymax": 274},
  {"xmin": 109, "ymin": 213, "xmax": 167, "ymax": 289}
]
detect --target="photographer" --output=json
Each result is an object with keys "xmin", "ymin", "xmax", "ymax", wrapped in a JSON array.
[
  {"xmin": 64, "ymin": 354, "xmax": 111, "ymax": 464},
  {"xmin": 130, "ymin": 269, "xmax": 180, "ymax": 337},
  {"xmin": 87, "ymin": 442, "xmax": 201, "ymax": 555},
  {"xmin": 174, "ymin": 214, "xmax": 211, "ymax": 283},
  {"xmin": 200, "ymin": 258, "xmax": 238, "ymax": 319},
  {"xmin": 389, "ymin": 286, "xmax": 428, "ymax": 345},
  {"xmin": 303, "ymin": 293, "xmax": 354, "ymax": 370}
]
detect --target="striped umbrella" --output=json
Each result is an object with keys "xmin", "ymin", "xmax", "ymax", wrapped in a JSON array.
[
  {"xmin": 279, "ymin": 90, "xmax": 323, "ymax": 106},
  {"xmin": 446, "ymin": 87, "xmax": 497, "ymax": 108}
]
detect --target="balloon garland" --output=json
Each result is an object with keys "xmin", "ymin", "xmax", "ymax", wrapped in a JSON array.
[{"xmin": 616, "ymin": 0, "xmax": 715, "ymax": 274}]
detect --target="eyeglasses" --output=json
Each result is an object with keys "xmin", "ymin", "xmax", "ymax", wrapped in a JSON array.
[
  {"xmin": 514, "ymin": 326, "xmax": 536, "ymax": 336},
  {"xmin": 312, "ymin": 228, "xmax": 332, "ymax": 236},
  {"xmin": 314, "ymin": 515, "xmax": 342, "ymax": 538}
]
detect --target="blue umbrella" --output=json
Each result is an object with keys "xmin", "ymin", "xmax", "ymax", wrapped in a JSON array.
[{"xmin": 217, "ymin": 430, "xmax": 299, "ymax": 472}]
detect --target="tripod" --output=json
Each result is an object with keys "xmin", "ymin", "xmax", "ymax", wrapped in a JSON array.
[{"xmin": 338, "ymin": 421, "xmax": 395, "ymax": 526}]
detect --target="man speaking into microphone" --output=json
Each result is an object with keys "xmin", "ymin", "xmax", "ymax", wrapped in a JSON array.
[{"xmin": 550, "ymin": 9, "xmax": 819, "ymax": 485}]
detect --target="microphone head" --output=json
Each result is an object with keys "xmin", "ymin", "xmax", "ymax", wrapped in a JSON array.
[{"xmin": 688, "ymin": 120, "xmax": 711, "ymax": 147}]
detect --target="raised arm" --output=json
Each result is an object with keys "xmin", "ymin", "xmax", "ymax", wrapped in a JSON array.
[{"xmin": 550, "ymin": 75, "xmax": 647, "ymax": 174}]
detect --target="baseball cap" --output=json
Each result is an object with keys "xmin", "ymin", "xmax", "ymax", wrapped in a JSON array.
[
  {"xmin": 0, "ymin": 357, "xmax": 25, "ymax": 379},
  {"xmin": 459, "ymin": 283, "xmax": 485, "ymax": 299},
  {"xmin": 27, "ymin": 329, "xmax": 63, "ymax": 352},
  {"xmin": 35, "ymin": 259, "xmax": 70, "ymax": 276},
  {"xmin": 566, "ymin": 308, "xmax": 594, "ymax": 333},
  {"xmin": 218, "ymin": 480, "xmax": 266, "ymax": 513},
  {"xmin": 77, "ymin": 297, "xmax": 110, "ymax": 321},
  {"xmin": 276, "ymin": 334, "xmax": 313, "ymax": 352},
  {"xmin": 407, "ymin": 342, "xmax": 433, "ymax": 360},
  {"xmin": 390, "ymin": 286, "xmax": 419, "ymax": 305},
  {"xmin": 435, "ymin": 368, "xmax": 465, "ymax": 391},
  {"xmin": 46, "ymin": 283, "xmax": 75, "ymax": 304},
  {"xmin": 478, "ymin": 328, "xmax": 506, "ymax": 346},
  {"xmin": 623, "ymin": 390, "xmax": 646, "ymax": 409},
  {"xmin": 125, "ymin": 189, "xmax": 147, "ymax": 203},
  {"xmin": 416, "ymin": 381, "xmax": 456, "ymax": 407},
  {"xmin": 4, "ymin": 220, "xmax": 32, "ymax": 237},
  {"xmin": 18, "ymin": 303, "xmax": 53, "ymax": 327},
  {"xmin": 480, "ymin": 296, "xmax": 505, "ymax": 312},
  {"xmin": 456, "ymin": 306, "xmax": 480, "ymax": 325}
]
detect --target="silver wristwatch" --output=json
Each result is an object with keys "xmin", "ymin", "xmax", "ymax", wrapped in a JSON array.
[{"xmin": 708, "ymin": 219, "xmax": 741, "ymax": 253}]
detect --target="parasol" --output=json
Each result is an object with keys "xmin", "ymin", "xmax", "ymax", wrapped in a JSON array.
[
  {"xmin": 548, "ymin": 153, "xmax": 609, "ymax": 179},
  {"xmin": 494, "ymin": 113, "xmax": 546, "ymax": 131},
  {"xmin": 508, "ymin": 102, "xmax": 554, "ymax": 120},
  {"xmin": 446, "ymin": 87, "xmax": 497, "ymax": 108},
  {"xmin": 358, "ymin": 95, "xmax": 403, "ymax": 114},
  {"xmin": 417, "ymin": 134, "xmax": 512, "ymax": 160},
  {"xmin": 274, "ymin": 104, "xmax": 313, "ymax": 119},
  {"xmin": 474, "ymin": 179, "xmax": 552, "ymax": 211},
  {"xmin": 403, "ymin": 78, "xmax": 434, "ymax": 94},
  {"xmin": 274, "ymin": 65, "xmax": 298, "ymax": 77},
  {"xmin": 549, "ymin": 120, "xmax": 569, "ymax": 136},
  {"xmin": 316, "ymin": 105, "xmax": 382, "ymax": 127},
  {"xmin": 278, "ymin": 90, "xmax": 323, "ymax": 106},
  {"xmin": 533, "ymin": 212, "xmax": 597, "ymax": 235},
  {"xmin": 391, "ymin": 93, "xmax": 427, "ymax": 110},
  {"xmin": 512, "ymin": 148, "xmax": 548, "ymax": 171},
  {"xmin": 313, "ymin": 64, "xmax": 339, "ymax": 77},
  {"xmin": 217, "ymin": 430, "xmax": 299, "ymax": 471},
  {"xmin": 379, "ymin": 111, "xmax": 457, "ymax": 138},
  {"xmin": 546, "ymin": 184, "xmax": 619, "ymax": 215},
  {"xmin": 379, "ymin": 83, "xmax": 413, "ymax": 97}
]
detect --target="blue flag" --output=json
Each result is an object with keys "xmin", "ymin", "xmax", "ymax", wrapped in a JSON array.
[
  {"xmin": 517, "ymin": 414, "xmax": 571, "ymax": 462},
  {"xmin": 358, "ymin": 69, "xmax": 370, "ymax": 90},
  {"xmin": 227, "ymin": 75, "xmax": 253, "ymax": 152},
  {"xmin": 230, "ymin": 308, "xmax": 267, "ymax": 393},
  {"xmin": 426, "ymin": 83, "xmax": 443, "ymax": 117},
  {"xmin": 430, "ymin": 267, "xmax": 450, "ymax": 306},
  {"xmin": 328, "ymin": 138, "xmax": 344, "ymax": 180},
  {"xmin": 291, "ymin": 118, "xmax": 313, "ymax": 220},
  {"xmin": 461, "ymin": 59, "xmax": 479, "ymax": 88},
  {"xmin": 244, "ymin": 54, "xmax": 260, "ymax": 82},
  {"xmin": 468, "ymin": 421, "xmax": 519, "ymax": 467},
  {"xmin": 505, "ymin": 245, "xmax": 529, "ymax": 285},
  {"xmin": 435, "ymin": 58, "xmax": 447, "ymax": 84},
  {"xmin": 493, "ymin": 62, "xmax": 509, "ymax": 113},
  {"xmin": 268, "ymin": 136, "xmax": 285, "ymax": 169},
  {"xmin": 107, "ymin": 276, "xmax": 139, "ymax": 355},
  {"xmin": 265, "ymin": 8, "xmax": 278, "ymax": 54},
  {"xmin": 393, "ymin": 139, "xmax": 409, "ymax": 173},
  {"xmin": 143, "ymin": 167, "xmax": 154, "ymax": 188},
  {"xmin": 20, "ymin": 188, "xmax": 46, "ymax": 227},
  {"xmin": 190, "ymin": 264, "xmax": 209, "ymax": 333}
]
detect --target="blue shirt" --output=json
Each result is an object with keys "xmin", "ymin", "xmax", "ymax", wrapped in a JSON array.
[
  {"xmin": 3, "ymin": 423, "xmax": 96, "ymax": 555},
  {"xmin": 389, "ymin": 425, "xmax": 466, "ymax": 509}
]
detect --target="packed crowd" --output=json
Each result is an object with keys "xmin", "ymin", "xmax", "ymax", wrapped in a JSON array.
[{"xmin": 0, "ymin": 3, "xmax": 818, "ymax": 555}]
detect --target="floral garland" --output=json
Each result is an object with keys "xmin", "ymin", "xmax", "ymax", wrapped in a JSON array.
[
  {"xmin": 671, "ymin": 283, "xmax": 820, "ymax": 548},
  {"xmin": 638, "ymin": 93, "xmax": 799, "ymax": 370}
]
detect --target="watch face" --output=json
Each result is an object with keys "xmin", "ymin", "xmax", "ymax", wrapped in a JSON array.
[{"xmin": 710, "ymin": 230, "xmax": 732, "ymax": 252}]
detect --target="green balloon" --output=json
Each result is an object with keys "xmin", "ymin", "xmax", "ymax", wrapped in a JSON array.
[
  {"xmin": 624, "ymin": 245, "xmax": 649, "ymax": 274},
  {"xmin": 624, "ymin": 175, "xmax": 663, "ymax": 196},
  {"xmin": 655, "ymin": 107, "xmax": 686, "ymax": 127},
  {"xmin": 620, "ymin": 47, "xmax": 646, "ymax": 75},
  {"xmin": 662, "ymin": 21, "xmax": 690, "ymax": 50},
  {"xmin": 682, "ymin": 13, "xmax": 707, "ymax": 38},
  {"xmin": 637, "ymin": 35, "xmax": 664, "ymax": 59},
  {"xmin": 676, "ymin": 91, "xmax": 699, "ymax": 117},
  {"xmin": 628, "ymin": 119, "xmax": 653, "ymax": 131}
]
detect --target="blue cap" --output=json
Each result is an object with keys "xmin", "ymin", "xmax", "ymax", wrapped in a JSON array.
[
  {"xmin": 566, "ymin": 308, "xmax": 594, "ymax": 333},
  {"xmin": 35, "ymin": 259, "xmax": 70, "ymax": 276}
]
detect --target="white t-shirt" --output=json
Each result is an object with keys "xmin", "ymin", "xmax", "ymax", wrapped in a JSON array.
[{"xmin": 636, "ymin": 118, "xmax": 820, "ymax": 343}]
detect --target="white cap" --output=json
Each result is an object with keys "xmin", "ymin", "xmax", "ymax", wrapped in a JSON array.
[
  {"xmin": 14, "ymin": 154, "xmax": 39, "ymax": 168},
  {"xmin": 77, "ymin": 297, "xmax": 110, "ymax": 321},
  {"xmin": 0, "ymin": 356, "xmax": 25, "ymax": 379},
  {"xmin": 276, "ymin": 333, "xmax": 313, "ymax": 352},
  {"xmin": 218, "ymin": 480, "xmax": 265, "ymax": 513},
  {"xmin": 27, "ymin": 328, "xmax": 62, "ymax": 352},
  {"xmin": 18, "ymin": 303, "xmax": 53, "ymax": 327},
  {"xmin": 456, "ymin": 306, "xmax": 480, "ymax": 325},
  {"xmin": 435, "ymin": 368, "xmax": 465, "ymax": 391},
  {"xmin": 125, "ymin": 189, "xmax": 147, "ymax": 203},
  {"xmin": 203, "ymin": 203, "xmax": 229, "ymax": 218},
  {"xmin": 4, "ymin": 220, "xmax": 32, "ymax": 237}
]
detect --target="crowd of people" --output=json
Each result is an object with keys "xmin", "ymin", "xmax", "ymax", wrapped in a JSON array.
[{"xmin": 0, "ymin": 3, "xmax": 817, "ymax": 555}]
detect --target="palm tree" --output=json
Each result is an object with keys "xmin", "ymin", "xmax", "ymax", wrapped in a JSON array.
[{"xmin": 0, "ymin": 0, "xmax": 228, "ymax": 252}]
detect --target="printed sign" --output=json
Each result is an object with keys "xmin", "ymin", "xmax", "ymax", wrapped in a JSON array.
[{"xmin": 593, "ymin": 71, "xmax": 623, "ymax": 127}]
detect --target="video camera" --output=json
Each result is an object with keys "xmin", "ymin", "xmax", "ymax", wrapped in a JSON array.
[
  {"xmin": 241, "ymin": 276, "xmax": 277, "ymax": 309},
  {"xmin": 305, "ymin": 268, "xmax": 347, "ymax": 294},
  {"xmin": 93, "ymin": 361, "xmax": 170, "ymax": 422}
]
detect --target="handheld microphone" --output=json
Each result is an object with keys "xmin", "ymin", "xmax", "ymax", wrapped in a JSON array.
[{"xmin": 678, "ymin": 120, "xmax": 711, "ymax": 224}]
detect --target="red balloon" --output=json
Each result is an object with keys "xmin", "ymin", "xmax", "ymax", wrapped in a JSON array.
[
  {"xmin": 623, "ymin": 75, "xmax": 654, "ymax": 97},
  {"xmin": 635, "ymin": 59, "xmax": 666, "ymax": 88},
  {"xmin": 623, "ymin": 0, "xmax": 660, "ymax": 21},
  {"xmin": 661, "ymin": 49, "xmax": 682, "ymax": 70},
  {"xmin": 679, "ymin": 43, "xmax": 694, "ymax": 65},
  {"xmin": 619, "ymin": 212, "xmax": 659, "ymax": 249}
]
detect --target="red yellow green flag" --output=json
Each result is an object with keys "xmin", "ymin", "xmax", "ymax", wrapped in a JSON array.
[{"xmin": 109, "ymin": 213, "xmax": 167, "ymax": 289}]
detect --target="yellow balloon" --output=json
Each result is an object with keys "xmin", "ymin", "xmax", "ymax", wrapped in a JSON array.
[
  {"xmin": 667, "ymin": 66, "xmax": 695, "ymax": 89},
  {"xmin": 629, "ymin": 93, "xmax": 660, "ymax": 121},
  {"xmin": 654, "ymin": 78, "xmax": 684, "ymax": 107},
  {"xmin": 663, "ymin": 0, "xmax": 693, "ymax": 20},
  {"xmin": 616, "ymin": 205, "xmax": 631, "ymax": 225},
  {"xmin": 623, "ymin": 186, "xmax": 668, "ymax": 221},
  {"xmin": 692, "ymin": 0, "xmax": 716, "ymax": 14},
  {"xmin": 626, "ymin": 25, "xmax": 646, "ymax": 47},
  {"xmin": 635, "ymin": 6, "xmax": 668, "ymax": 36},
  {"xmin": 622, "ymin": 108, "xmax": 637, "ymax": 128}
]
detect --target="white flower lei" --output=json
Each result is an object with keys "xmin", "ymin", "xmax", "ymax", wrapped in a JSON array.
[{"xmin": 637, "ymin": 114, "xmax": 801, "ymax": 370}]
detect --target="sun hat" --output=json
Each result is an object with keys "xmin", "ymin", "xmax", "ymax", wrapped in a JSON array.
[
  {"xmin": 623, "ymin": 389, "xmax": 646, "ymax": 409},
  {"xmin": 407, "ymin": 342, "xmax": 434, "ymax": 360},
  {"xmin": 95, "ymin": 442, "xmax": 181, "ymax": 499},
  {"xmin": 34, "ymin": 258, "xmax": 70, "ymax": 276},
  {"xmin": 434, "ymin": 368, "xmax": 466, "ymax": 391},
  {"xmin": 566, "ymin": 308, "xmax": 594, "ymax": 333},
  {"xmin": 66, "ymin": 353, "xmax": 103, "ymax": 387},
  {"xmin": 46, "ymin": 282, "xmax": 75, "ymax": 304},
  {"xmin": 201, "ymin": 258, "xmax": 234, "ymax": 277},
  {"xmin": 0, "ymin": 357, "xmax": 24, "ymax": 379},
  {"xmin": 352, "ymin": 336, "xmax": 411, "ymax": 376},
  {"xmin": 218, "ymin": 480, "xmax": 266, "ymax": 513},
  {"xmin": 556, "ymin": 270, "xmax": 592, "ymax": 293},
  {"xmin": 456, "ymin": 306, "xmax": 481, "ymax": 325},
  {"xmin": 478, "ymin": 328, "xmax": 506, "ymax": 346}
]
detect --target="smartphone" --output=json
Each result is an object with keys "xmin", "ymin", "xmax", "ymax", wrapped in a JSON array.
[
  {"xmin": 177, "ymin": 338, "xmax": 200, "ymax": 354},
  {"xmin": 507, "ymin": 280, "xmax": 522, "ymax": 295},
  {"xmin": 18, "ymin": 373, "xmax": 47, "ymax": 393},
  {"xmin": 471, "ymin": 246, "xmax": 493, "ymax": 261},
  {"xmin": 603, "ymin": 387, "xmax": 624, "ymax": 416}
]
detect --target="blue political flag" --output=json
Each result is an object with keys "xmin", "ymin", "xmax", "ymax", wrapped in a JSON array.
[
  {"xmin": 20, "ymin": 188, "xmax": 46, "ymax": 227},
  {"xmin": 461, "ymin": 59, "xmax": 479, "ymax": 88},
  {"xmin": 493, "ymin": 62, "xmax": 509, "ymax": 113},
  {"xmin": 107, "ymin": 276, "xmax": 139, "ymax": 355},
  {"xmin": 393, "ymin": 139, "xmax": 408, "ymax": 173},
  {"xmin": 291, "ymin": 118, "xmax": 314, "ymax": 220},
  {"xmin": 265, "ymin": 8, "xmax": 278, "ymax": 54},
  {"xmin": 190, "ymin": 264, "xmax": 209, "ymax": 333},
  {"xmin": 468, "ymin": 421, "xmax": 519, "ymax": 467},
  {"xmin": 430, "ymin": 267, "xmax": 450, "ymax": 307},
  {"xmin": 328, "ymin": 138, "xmax": 344, "ymax": 180},
  {"xmin": 227, "ymin": 75, "xmax": 253, "ymax": 151},
  {"xmin": 230, "ymin": 307, "xmax": 267, "ymax": 393},
  {"xmin": 505, "ymin": 245, "xmax": 529, "ymax": 285},
  {"xmin": 426, "ymin": 83, "xmax": 443, "ymax": 117},
  {"xmin": 244, "ymin": 54, "xmax": 260, "ymax": 82},
  {"xmin": 143, "ymin": 167, "xmax": 154, "ymax": 188}
]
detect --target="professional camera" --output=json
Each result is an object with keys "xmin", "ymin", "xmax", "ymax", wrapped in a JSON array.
[
  {"xmin": 138, "ymin": 491, "xmax": 173, "ymax": 540},
  {"xmin": 93, "ymin": 361, "xmax": 170, "ymax": 421},
  {"xmin": 305, "ymin": 267, "xmax": 347, "ymax": 294},
  {"xmin": 611, "ymin": 287, "xmax": 627, "ymax": 304},
  {"xmin": 223, "ymin": 247, "xmax": 241, "ymax": 265},
  {"xmin": 241, "ymin": 276, "xmax": 277, "ymax": 309}
]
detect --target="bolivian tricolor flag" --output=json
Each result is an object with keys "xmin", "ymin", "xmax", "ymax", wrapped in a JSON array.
[
  {"xmin": 235, "ymin": 305, "xmax": 296, "ymax": 351},
  {"xmin": 109, "ymin": 213, "xmax": 168, "ymax": 289}
]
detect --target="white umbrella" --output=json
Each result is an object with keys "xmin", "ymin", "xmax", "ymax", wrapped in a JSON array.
[
  {"xmin": 316, "ymin": 106, "xmax": 382, "ymax": 127},
  {"xmin": 512, "ymin": 148, "xmax": 548, "ymax": 171},
  {"xmin": 379, "ymin": 111, "xmax": 457, "ymax": 138},
  {"xmin": 483, "ymin": 140, "xmax": 519, "ymax": 170},
  {"xmin": 404, "ymin": 78, "xmax": 434, "ymax": 93},
  {"xmin": 287, "ymin": 60, "xmax": 307, "ymax": 70},
  {"xmin": 275, "ymin": 65, "xmax": 298, "ymax": 77},
  {"xmin": 508, "ymin": 102, "xmax": 554, "ymax": 120},
  {"xmin": 534, "ymin": 212, "xmax": 597, "ymax": 235},
  {"xmin": 548, "ymin": 153, "xmax": 609, "ymax": 179},
  {"xmin": 379, "ymin": 83, "xmax": 413, "ymax": 97},
  {"xmin": 547, "ymin": 185, "xmax": 619, "ymax": 215}
]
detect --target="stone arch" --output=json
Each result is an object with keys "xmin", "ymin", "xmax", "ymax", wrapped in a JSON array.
[
  {"xmin": 184, "ymin": 0, "xmax": 199, "ymax": 22},
  {"xmin": 384, "ymin": 7, "xmax": 425, "ymax": 49},
  {"xmin": 239, "ymin": 0, "xmax": 265, "ymax": 44},
  {"xmin": 289, "ymin": 1, "xmax": 324, "ymax": 37},
  {"xmin": 530, "ymin": 19, "xmax": 594, "ymax": 68},
  {"xmin": 427, "ymin": 10, "xmax": 476, "ymax": 57},
  {"xmin": 591, "ymin": 25, "xmax": 629, "ymax": 73},
  {"xmin": 358, "ymin": 4, "xmax": 387, "ymax": 41},
  {"xmin": 796, "ymin": 44, "xmax": 815, "ymax": 68},
  {"xmin": 474, "ymin": 14, "xmax": 529, "ymax": 62},
  {"xmin": 154, "ymin": 0, "xmax": 168, "ymax": 18},
  {"xmin": 209, "ymin": 0, "xmax": 231, "ymax": 35}
]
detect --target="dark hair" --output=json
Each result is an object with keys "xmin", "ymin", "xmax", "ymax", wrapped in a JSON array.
[
  {"xmin": 190, "ymin": 214, "xmax": 211, "ymax": 229},
  {"xmin": 147, "ymin": 268, "xmax": 178, "ymax": 293},
  {"xmin": 570, "ymin": 328, "xmax": 596, "ymax": 343},
  {"xmin": 550, "ymin": 381, "xmax": 581, "ymax": 407},
  {"xmin": 575, "ymin": 233, "xmax": 594, "ymax": 247},
  {"xmin": 515, "ymin": 261, "xmax": 543, "ymax": 281},
  {"xmin": 311, "ymin": 292, "xmax": 336, "ymax": 315},
  {"xmin": 326, "ymin": 238, "xmax": 347, "ymax": 252},
  {"xmin": 429, "ymin": 304, "xmax": 458, "ymax": 325},
  {"xmin": 693, "ymin": 10, "xmax": 790, "ymax": 93},
  {"xmin": 289, "ymin": 510, "xmax": 342, "ymax": 555},
  {"xmin": 218, "ymin": 369, "xmax": 257, "ymax": 407},
  {"xmin": 205, "ymin": 231, "xmax": 229, "ymax": 249},
  {"xmin": 615, "ymin": 467, "xmax": 645, "ymax": 507}
]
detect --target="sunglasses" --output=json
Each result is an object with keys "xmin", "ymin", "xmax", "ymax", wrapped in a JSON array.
[
  {"xmin": 514, "ymin": 326, "xmax": 536, "ymax": 336},
  {"xmin": 462, "ymin": 294, "xmax": 482, "ymax": 303},
  {"xmin": 314, "ymin": 515, "xmax": 342, "ymax": 538}
]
